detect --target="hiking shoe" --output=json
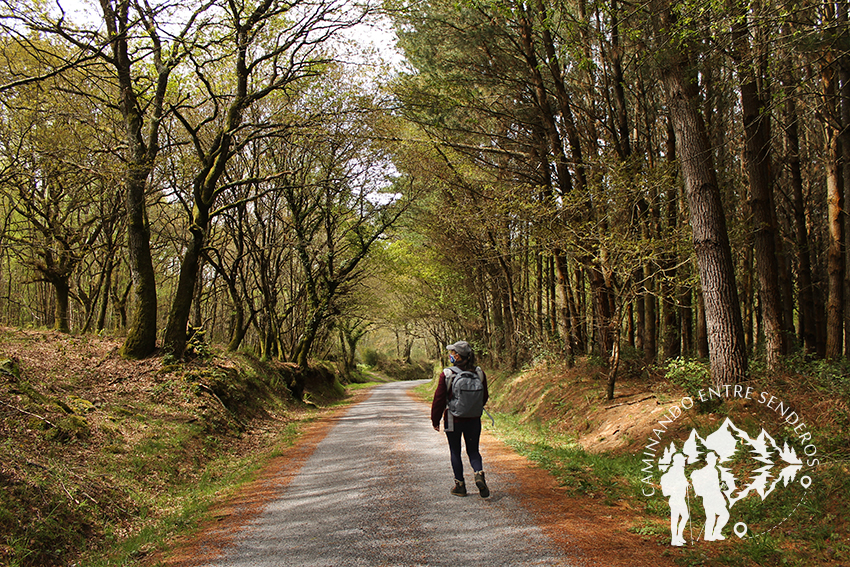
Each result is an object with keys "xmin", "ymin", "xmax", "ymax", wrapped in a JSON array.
[
  {"xmin": 474, "ymin": 471, "xmax": 490, "ymax": 498},
  {"xmin": 451, "ymin": 479, "xmax": 467, "ymax": 497}
]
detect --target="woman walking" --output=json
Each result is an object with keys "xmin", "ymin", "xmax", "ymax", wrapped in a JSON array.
[{"xmin": 431, "ymin": 340, "xmax": 490, "ymax": 497}]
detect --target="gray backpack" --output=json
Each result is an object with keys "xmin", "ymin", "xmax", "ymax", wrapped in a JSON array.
[{"xmin": 445, "ymin": 366, "xmax": 485, "ymax": 418}]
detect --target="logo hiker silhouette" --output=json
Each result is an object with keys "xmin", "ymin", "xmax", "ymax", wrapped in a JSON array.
[
  {"xmin": 691, "ymin": 451, "xmax": 730, "ymax": 541},
  {"xmin": 659, "ymin": 452, "xmax": 689, "ymax": 546}
]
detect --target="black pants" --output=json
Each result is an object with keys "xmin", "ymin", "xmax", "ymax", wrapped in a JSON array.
[{"xmin": 445, "ymin": 418, "xmax": 483, "ymax": 481}]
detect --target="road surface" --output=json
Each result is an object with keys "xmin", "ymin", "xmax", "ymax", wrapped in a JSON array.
[{"xmin": 199, "ymin": 380, "xmax": 574, "ymax": 566}]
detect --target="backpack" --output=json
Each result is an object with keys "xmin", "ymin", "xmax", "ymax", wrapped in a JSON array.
[{"xmin": 445, "ymin": 365, "xmax": 485, "ymax": 418}]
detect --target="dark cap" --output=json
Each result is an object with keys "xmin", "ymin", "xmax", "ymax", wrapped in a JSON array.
[{"xmin": 445, "ymin": 340, "xmax": 472, "ymax": 358}]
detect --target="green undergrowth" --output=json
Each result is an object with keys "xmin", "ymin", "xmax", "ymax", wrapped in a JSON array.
[
  {"xmin": 489, "ymin": 412, "xmax": 642, "ymax": 505},
  {"xmin": 83, "ymin": 419, "xmax": 309, "ymax": 567},
  {"xmin": 360, "ymin": 352, "xmax": 434, "ymax": 382},
  {"xmin": 0, "ymin": 330, "xmax": 354, "ymax": 567}
]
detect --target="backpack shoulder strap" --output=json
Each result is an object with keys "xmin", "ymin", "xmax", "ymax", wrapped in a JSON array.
[
  {"xmin": 443, "ymin": 367, "xmax": 455, "ymax": 391},
  {"xmin": 442, "ymin": 367, "xmax": 459, "ymax": 432},
  {"xmin": 472, "ymin": 366, "xmax": 493, "ymax": 425},
  {"xmin": 444, "ymin": 365, "xmax": 463, "ymax": 383}
]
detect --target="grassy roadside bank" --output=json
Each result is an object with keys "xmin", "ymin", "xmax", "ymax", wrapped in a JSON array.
[
  {"xmin": 0, "ymin": 329, "xmax": 371, "ymax": 567},
  {"xmin": 414, "ymin": 359, "xmax": 849, "ymax": 567}
]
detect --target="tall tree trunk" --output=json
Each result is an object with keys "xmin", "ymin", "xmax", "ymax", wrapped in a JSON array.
[
  {"xmin": 518, "ymin": 8, "xmax": 573, "ymax": 199},
  {"xmin": 840, "ymin": 13, "xmax": 850, "ymax": 355},
  {"xmin": 609, "ymin": 0, "xmax": 632, "ymax": 161},
  {"xmin": 652, "ymin": 10, "xmax": 748, "ymax": 384},
  {"xmin": 823, "ymin": 49, "xmax": 845, "ymax": 359},
  {"xmin": 533, "ymin": 120, "xmax": 575, "ymax": 362},
  {"xmin": 113, "ymin": 280, "xmax": 131, "ymax": 330},
  {"xmin": 663, "ymin": 118, "xmax": 681, "ymax": 360},
  {"xmin": 553, "ymin": 249, "xmax": 574, "ymax": 363},
  {"xmin": 96, "ymin": 257, "xmax": 114, "ymax": 332},
  {"xmin": 532, "ymin": 0, "xmax": 621, "ymax": 361},
  {"xmin": 296, "ymin": 303, "xmax": 328, "ymax": 369},
  {"xmin": 643, "ymin": 212, "xmax": 657, "ymax": 363},
  {"xmin": 53, "ymin": 279, "xmax": 71, "ymax": 333},
  {"xmin": 696, "ymin": 286, "xmax": 709, "ymax": 358},
  {"xmin": 501, "ymin": 286, "xmax": 518, "ymax": 369},
  {"xmin": 548, "ymin": 256, "xmax": 557, "ymax": 342},
  {"xmin": 643, "ymin": 266, "xmax": 657, "ymax": 363},
  {"xmin": 662, "ymin": 256, "xmax": 681, "ymax": 359},
  {"xmin": 101, "ymin": 0, "xmax": 167, "ymax": 359},
  {"xmin": 121, "ymin": 171, "xmax": 158, "ymax": 358},
  {"xmin": 163, "ymin": 0, "xmax": 262, "ymax": 358},
  {"xmin": 163, "ymin": 114, "xmax": 238, "ymax": 357},
  {"xmin": 536, "ymin": 248, "xmax": 545, "ymax": 341},
  {"xmin": 164, "ymin": 223, "xmax": 205, "ymax": 356},
  {"xmin": 680, "ymin": 285, "xmax": 693, "ymax": 356},
  {"xmin": 733, "ymin": 6, "xmax": 785, "ymax": 367},
  {"xmin": 489, "ymin": 280, "xmax": 506, "ymax": 365},
  {"xmin": 565, "ymin": 264, "xmax": 587, "ymax": 354},
  {"xmin": 226, "ymin": 279, "xmax": 249, "ymax": 352},
  {"xmin": 635, "ymin": 270, "xmax": 645, "ymax": 352},
  {"xmin": 782, "ymin": 71, "xmax": 817, "ymax": 353},
  {"xmin": 192, "ymin": 257, "xmax": 204, "ymax": 328},
  {"xmin": 590, "ymin": 267, "xmax": 615, "ymax": 354},
  {"xmin": 742, "ymin": 241, "xmax": 755, "ymax": 349},
  {"xmin": 489, "ymin": 244, "xmax": 518, "ymax": 367}
]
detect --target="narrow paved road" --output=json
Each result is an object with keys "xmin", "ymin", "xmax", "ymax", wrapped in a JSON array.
[{"xmin": 205, "ymin": 380, "xmax": 574, "ymax": 566}]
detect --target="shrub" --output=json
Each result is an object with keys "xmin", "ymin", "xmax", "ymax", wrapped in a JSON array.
[
  {"xmin": 376, "ymin": 357, "xmax": 432, "ymax": 381},
  {"xmin": 663, "ymin": 357, "xmax": 719, "ymax": 413},
  {"xmin": 361, "ymin": 348, "xmax": 380, "ymax": 367}
]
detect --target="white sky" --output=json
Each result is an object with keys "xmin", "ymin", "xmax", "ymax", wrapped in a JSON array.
[{"xmin": 49, "ymin": 0, "xmax": 403, "ymax": 72}]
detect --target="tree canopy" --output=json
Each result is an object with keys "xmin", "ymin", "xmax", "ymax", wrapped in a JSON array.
[{"xmin": 0, "ymin": 0, "xmax": 848, "ymax": 394}]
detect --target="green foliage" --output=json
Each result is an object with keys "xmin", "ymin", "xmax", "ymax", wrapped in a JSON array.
[
  {"xmin": 0, "ymin": 358, "xmax": 21, "ymax": 379},
  {"xmin": 369, "ymin": 233, "xmax": 481, "ymax": 341},
  {"xmin": 523, "ymin": 347, "xmax": 568, "ymax": 372},
  {"xmin": 663, "ymin": 357, "xmax": 720, "ymax": 412},
  {"xmin": 0, "ymin": 446, "xmax": 92, "ymax": 566},
  {"xmin": 784, "ymin": 354, "xmax": 850, "ymax": 398},
  {"xmin": 340, "ymin": 365, "xmax": 370, "ymax": 385},
  {"xmin": 83, "ymin": 421, "xmax": 308, "ymax": 567},
  {"xmin": 628, "ymin": 519, "xmax": 668, "ymax": 537},
  {"xmin": 45, "ymin": 414, "xmax": 91, "ymax": 442},
  {"xmin": 362, "ymin": 348, "xmax": 380, "ymax": 367},
  {"xmin": 185, "ymin": 325, "xmax": 212, "ymax": 359},
  {"xmin": 364, "ymin": 350, "xmax": 432, "ymax": 381},
  {"xmin": 663, "ymin": 357, "xmax": 710, "ymax": 394},
  {"xmin": 750, "ymin": 354, "xmax": 850, "ymax": 455},
  {"xmin": 586, "ymin": 353, "xmax": 609, "ymax": 369}
]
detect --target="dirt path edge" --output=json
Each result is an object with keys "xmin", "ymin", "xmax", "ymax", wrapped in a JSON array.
[{"xmin": 148, "ymin": 389, "xmax": 373, "ymax": 567}]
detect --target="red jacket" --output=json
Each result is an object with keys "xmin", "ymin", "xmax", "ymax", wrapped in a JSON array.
[{"xmin": 431, "ymin": 366, "xmax": 489, "ymax": 429}]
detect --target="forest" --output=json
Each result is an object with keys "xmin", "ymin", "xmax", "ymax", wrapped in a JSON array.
[{"xmin": 1, "ymin": 0, "xmax": 849, "ymax": 396}]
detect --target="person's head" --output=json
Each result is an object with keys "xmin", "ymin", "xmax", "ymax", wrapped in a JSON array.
[{"xmin": 446, "ymin": 340, "xmax": 474, "ymax": 368}]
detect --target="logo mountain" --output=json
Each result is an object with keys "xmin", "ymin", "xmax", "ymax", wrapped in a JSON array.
[{"xmin": 656, "ymin": 417, "xmax": 807, "ymax": 544}]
